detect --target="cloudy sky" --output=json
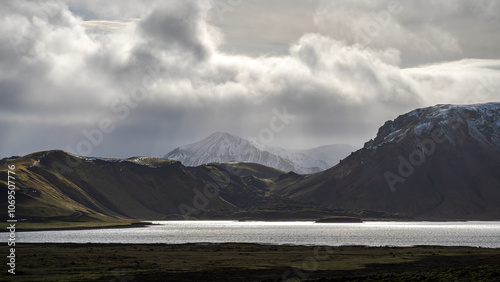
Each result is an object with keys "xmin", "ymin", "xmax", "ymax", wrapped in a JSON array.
[{"xmin": 1, "ymin": 0, "xmax": 499, "ymax": 158}]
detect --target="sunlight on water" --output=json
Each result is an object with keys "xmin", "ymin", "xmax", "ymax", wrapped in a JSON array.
[{"xmin": 7, "ymin": 221, "xmax": 500, "ymax": 247}]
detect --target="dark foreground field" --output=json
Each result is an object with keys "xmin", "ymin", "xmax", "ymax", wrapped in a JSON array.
[{"xmin": 4, "ymin": 243, "xmax": 500, "ymax": 281}]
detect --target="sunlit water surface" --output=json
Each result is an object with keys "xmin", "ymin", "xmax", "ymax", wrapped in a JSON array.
[{"xmin": 6, "ymin": 221, "xmax": 500, "ymax": 247}]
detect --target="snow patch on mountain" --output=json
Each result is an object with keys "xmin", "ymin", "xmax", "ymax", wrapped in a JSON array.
[{"xmin": 364, "ymin": 102, "xmax": 500, "ymax": 151}]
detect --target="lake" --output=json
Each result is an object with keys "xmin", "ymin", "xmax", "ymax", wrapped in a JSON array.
[{"xmin": 8, "ymin": 221, "xmax": 500, "ymax": 247}]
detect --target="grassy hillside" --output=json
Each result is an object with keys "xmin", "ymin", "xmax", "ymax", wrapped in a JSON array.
[
  {"xmin": 0, "ymin": 151, "xmax": 232, "ymax": 229},
  {"xmin": 208, "ymin": 161, "xmax": 286, "ymax": 179}
]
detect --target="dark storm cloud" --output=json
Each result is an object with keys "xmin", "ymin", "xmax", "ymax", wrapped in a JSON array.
[{"xmin": 0, "ymin": 0, "xmax": 499, "ymax": 158}]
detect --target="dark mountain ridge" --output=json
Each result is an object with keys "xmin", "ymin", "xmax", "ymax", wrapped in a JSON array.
[{"xmin": 274, "ymin": 103, "xmax": 500, "ymax": 219}]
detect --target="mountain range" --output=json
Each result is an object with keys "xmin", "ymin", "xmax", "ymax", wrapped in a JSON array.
[
  {"xmin": 164, "ymin": 132, "xmax": 356, "ymax": 174},
  {"xmin": 274, "ymin": 103, "xmax": 500, "ymax": 219},
  {"xmin": 1, "ymin": 102, "xmax": 499, "ymax": 223}
]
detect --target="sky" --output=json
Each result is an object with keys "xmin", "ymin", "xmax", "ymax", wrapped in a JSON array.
[{"xmin": 1, "ymin": 0, "xmax": 500, "ymax": 158}]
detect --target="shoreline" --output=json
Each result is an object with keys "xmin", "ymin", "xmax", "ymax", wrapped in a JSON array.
[
  {"xmin": 0, "ymin": 221, "xmax": 154, "ymax": 232},
  {"xmin": 158, "ymin": 218, "xmax": 500, "ymax": 222},
  {"xmin": 5, "ymin": 218, "xmax": 499, "ymax": 232},
  {"xmin": 14, "ymin": 242, "xmax": 500, "ymax": 249}
]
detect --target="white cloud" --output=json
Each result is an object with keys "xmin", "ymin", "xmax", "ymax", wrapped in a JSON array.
[{"xmin": 314, "ymin": 0, "xmax": 500, "ymax": 66}]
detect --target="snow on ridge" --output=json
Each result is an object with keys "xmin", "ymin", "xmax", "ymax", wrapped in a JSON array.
[
  {"xmin": 413, "ymin": 121, "xmax": 433, "ymax": 135},
  {"xmin": 376, "ymin": 103, "xmax": 500, "ymax": 150},
  {"xmin": 366, "ymin": 103, "xmax": 500, "ymax": 149},
  {"xmin": 69, "ymin": 153, "xmax": 163, "ymax": 167},
  {"xmin": 405, "ymin": 103, "xmax": 499, "ymax": 120}
]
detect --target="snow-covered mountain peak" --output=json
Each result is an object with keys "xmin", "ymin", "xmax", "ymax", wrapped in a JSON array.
[
  {"xmin": 164, "ymin": 132, "xmax": 355, "ymax": 174},
  {"xmin": 207, "ymin": 131, "xmax": 241, "ymax": 142},
  {"xmin": 364, "ymin": 102, "xmax": 500, "ymax": 150}
]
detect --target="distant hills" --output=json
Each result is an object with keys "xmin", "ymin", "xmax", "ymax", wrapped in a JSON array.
[
  {"xmin": 1, "ymin": 103, "xmax": 499, "ymax": 223},
  {"xmin": 164, "ymin": 132, "xmax": 356, "ymax": 174}
]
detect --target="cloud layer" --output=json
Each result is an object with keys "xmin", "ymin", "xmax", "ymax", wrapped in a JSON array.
[{"xmin": 1, "ymin": 0, "xmax": 499, "ymax": 158}]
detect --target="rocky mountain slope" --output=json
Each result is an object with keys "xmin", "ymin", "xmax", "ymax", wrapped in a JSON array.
[
  {"xmin": 164, "ymin": 132, "xmax": 355, "ymax": 174},
  {"xmin": 274, "ymin": 103, "xmax": 500, "ymax": 219}
]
